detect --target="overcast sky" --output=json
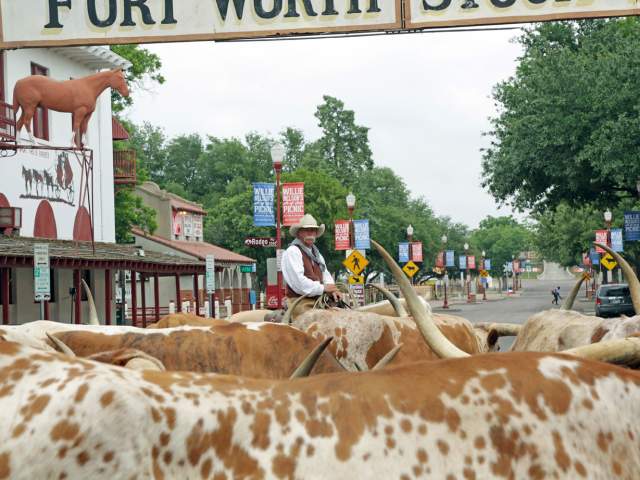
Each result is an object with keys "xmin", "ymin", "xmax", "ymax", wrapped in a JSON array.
[{"xmin": 127, "ymin": 27, "xmax": 524, "ymax": 228}]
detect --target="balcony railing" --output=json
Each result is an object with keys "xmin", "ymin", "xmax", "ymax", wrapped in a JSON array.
[
  {"xmin": 113, "ymin": 149, "xmax": 137, "ymax": 186},
  {"xmin": 0, "ymin": 101, "xmax": 16, "ymax": 149}
]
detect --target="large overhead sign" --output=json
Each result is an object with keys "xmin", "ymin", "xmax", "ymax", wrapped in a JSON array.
[
  {"xmin": 0, "ymin": 0, "xmax": 401, "ymax": 49},
  {"xmin": 1, "ymin": 0, "xmax": 638, "ymax": 49}
]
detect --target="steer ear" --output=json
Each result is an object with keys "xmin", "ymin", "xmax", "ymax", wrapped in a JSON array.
[
  {"xmin": 290, "ymin": 337, "xmax": 333, "ymax": 379},
  {"xmin": 87, "ymin": 348, "xmax": 165, "ymax": 371}
]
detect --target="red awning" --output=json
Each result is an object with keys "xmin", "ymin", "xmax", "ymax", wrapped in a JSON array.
[{"xmin": 112, "ymin": 117, "xmax": 130, "ymax": 141}]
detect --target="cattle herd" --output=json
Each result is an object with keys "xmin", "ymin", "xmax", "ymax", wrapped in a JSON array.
[{"xmin": 0, "ymin": 241, "xmax": 639, "ymax": 478}]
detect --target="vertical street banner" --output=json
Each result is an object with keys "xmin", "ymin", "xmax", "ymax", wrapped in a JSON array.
[
  {"xmin": 436, "ymin": 251, "xmax": 445, "ymax": 269},
  {"xmin": 484, "ymin": 259, "xmax": 491, "ymax": 271},
  {"xmin": 611, "ymin": 228, "xmax": 624, "ymax": 252},
  {"xmin": 282, "ymin": 183, "xmax": 305, "ymax": 226},
  {"xmin": 253, "ymin": 183, "xmax": 275, "ymax": 227},
  {"xmin": 459, "ymin": 255, "xmax": 467, "ymax": 270},
  {"xmin": 589, "ymin": 248, "xmax": 601, "ymax": 266},
  {"xmin": 445, "ymin": 250, "xmax": 455, "ymax": 268},
  {"xmin": 353, "ymin": 219, "xmax": 371, "ymax": 250},
  {"xmin": 33, "ymin": 243, "xmax": 50, "ymax": 301},
  {"xmin": 399, "ymin": 243, "xmax": 410, "ymax": 263},
  {"xmin": 335, "ymin": 220, "xmax": 351, "ymax": 251},
  {"xmin": 205, "ymin": 255, "xmax": 215, "ymax": 294},
  {"xmin": 411, "ymin": 242, "xmax": 423, "ymax": 263},
  {"xmin": 595, "ymin": 230, "xmax": 610, "ymax": 253},
  {"xmin": 624, "ymin": 212, "xmax": 640, "ymax": 241},
  {"xmin": 467, "ymin": 256, "xmax": 476, "ymax": 270}
]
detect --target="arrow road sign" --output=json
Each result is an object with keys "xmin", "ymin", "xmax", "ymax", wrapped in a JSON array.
[
  {"xmin": 402, "ymin": 261, "xmax": 419, "ymax": 278},
  {"xmin": 600, "ymin": 253, "xmax": 618, "ymax": 271},
  {"xmin": 348, "ymin": 275, "xmax": 365, "ymax": 285}
]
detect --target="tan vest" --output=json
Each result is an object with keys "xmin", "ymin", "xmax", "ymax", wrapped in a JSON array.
[{"xmin": 286, "ymin": 245, "xmax": 323, "ymax": 298}]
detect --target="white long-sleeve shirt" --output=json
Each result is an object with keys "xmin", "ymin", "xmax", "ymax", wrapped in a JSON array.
[{"xmin": 282, "ymin": 244, "xmax": 335, "ymax": 297}]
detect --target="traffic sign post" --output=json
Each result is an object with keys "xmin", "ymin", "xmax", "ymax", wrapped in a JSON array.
[
  {"xmin": 205, "ymin": 255, "xmax": 215, "ymax": 317},
  {"xmin": 348, "ymin": 275, "xmax": 365, "ymax": 285},
  {"xmin": 33, "ymin": 244, "xmax": 50, "ymax": 319},
  {"xmin": 343, "ymin": 250, "xmax": 369, "ymax": 276},
  {"xmin": 601, "ymin": 254, "xmax": 617, "ymax": 271},
  {"xmin": 402, "ymin": 261, "xmax": 419, "ymax": 279}
]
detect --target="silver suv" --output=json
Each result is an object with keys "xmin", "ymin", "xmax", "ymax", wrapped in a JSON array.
[{"xmin": 595, "ymin": 284, "xmax": 635, "ymax": 318}]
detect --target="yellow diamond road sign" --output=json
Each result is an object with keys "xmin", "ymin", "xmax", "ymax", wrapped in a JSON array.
[
  {"xmin": 601, "ymin": 253, "xmax": 617, "ymax": 271},
  {"xmin": 403, "ymin": 261, "xmax": 419, "ymax": 278},
  {"xmin": 343, "ymin": 250, "xmax": 369, "ymax": 275},
  {"xmin": 348, "ymin": 275, "xmax": 365, "ymax": 285}
]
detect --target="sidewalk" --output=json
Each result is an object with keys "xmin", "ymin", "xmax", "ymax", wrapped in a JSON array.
[{"xmin": 430, "ymin": 290, "xmax": 516, "ymax": 311}]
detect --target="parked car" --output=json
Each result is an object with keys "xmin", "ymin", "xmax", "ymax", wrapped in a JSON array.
[{"xmin": 595, "ymin": 284, "xmax": 636, "ymax": 318}]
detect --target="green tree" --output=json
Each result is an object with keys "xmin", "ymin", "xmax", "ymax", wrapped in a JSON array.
[
  {"xmin": 482, "ymin": 19, "xmax": 640, "ymax": 213},
  {"xmin": 114, "ymin": 189, "xmax": 157, "ymax": 243},
  {"xmin": 111, "ymin": 45, "xmax": 165, "ymax": 113},
  {"xmin": 470, "ymin": 216, "xmax": 532, "ymax": 277}
]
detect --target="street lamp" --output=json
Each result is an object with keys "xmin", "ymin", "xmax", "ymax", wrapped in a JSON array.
[
  {"xmin": 407, "ymin": 225, "xmax": 415, "ymax": 285},
  {"xmin": 604, "ymin": 209, "xmax": 613, "ymax": 285},
  {"xmin": 346, "ymin": 193, "xmax": 356, "ymax": 249},
  {"xmin": 271, "ymin": 143, "xmax": 285, "ymax": 309},
  {"xmin": 511, "ymin": 254, "xmax": 517, "ymax": 293},
  {"xmin": 463, "ymin": 242, "xmax": 470, "ymax": 300},
  {"xmin": 441, "ymin": 234, "xmax": 449, "ymax": 309},
  {"xmin": 481, "ymin": 250, "xmax": 487, "ymax": 301}
]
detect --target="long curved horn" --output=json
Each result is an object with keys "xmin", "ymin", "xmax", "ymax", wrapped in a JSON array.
[
  {"xmin": 46, "ymin": 332, "xmax": 76, "ymax": 357},
  {"xmin": 125, "ymin": 356, "xmax": 166, "ymax": 372},
  {"xmin": 372, "ymin": 344, "xmax": 403, "ymax": 371},
  {"xmin": 282, "ymin": 295, "xmax": 308, "ymax": 326},
  {"xmin": 371, "ymin": 240, "xmax": 469, "ymax": 359},
  {"xmin": 594, "ymin": 242, "xmax": 640, "ymax": 313},
  {"xmin": 290, "ymin": 337, "xmax": 334, "ymax": 379},
  {"xmin": 366, "ymin": 284, "xmax": 408, "ymax": 317},
  {"xmin": 561, "ymin": 272, "xmax": 590, "ymax": 311},
  {"xmin": 81, "ymin": 279, "xmax": 100, "ymax": 326},
  {"xmin": 564, "ymin": 337, "xmax": 640, "ymax": 367}
]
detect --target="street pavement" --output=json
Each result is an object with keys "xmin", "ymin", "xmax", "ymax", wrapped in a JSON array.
[{"xmin": 430, "ymin": 278, "xmax": 594, "ymax": 350}]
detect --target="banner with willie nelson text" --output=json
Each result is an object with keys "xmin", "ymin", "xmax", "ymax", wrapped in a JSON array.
[
  {"xmin": 335, "ymin": 221, "xmax": 351, "ymax": 251},
  {"xmin": 282, "ymin": 183, "xmax": 305, "ymax": 227}
]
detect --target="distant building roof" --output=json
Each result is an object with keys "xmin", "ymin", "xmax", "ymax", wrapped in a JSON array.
[
  {"xmin": 132, "ymin": 227, "xmax": 255, "ymax": 265},
  {"xmin": 51, "ymin": 46, "xmax": 132, "ymax": 70},
  {"xmin": 137, "ymin": 182, "xmax": 207, "ymax": 216},
  {"xmin": 112, "ymin": 117, "xmax": 130, "ymax": 141}
]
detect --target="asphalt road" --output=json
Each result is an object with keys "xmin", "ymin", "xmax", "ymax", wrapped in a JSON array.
[{"xmin": 432, "ymin": 278, "xmax": 593, "ymax": 350}]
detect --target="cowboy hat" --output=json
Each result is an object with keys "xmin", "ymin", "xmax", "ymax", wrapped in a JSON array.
[{"xmin": 290, "ymin": 214, "xmax": 325, "ymax": 238}]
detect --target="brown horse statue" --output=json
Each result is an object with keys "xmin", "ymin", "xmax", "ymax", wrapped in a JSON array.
[{"xmin": 12, "ymin": 69, "xmax": 129, "ymax": 148}]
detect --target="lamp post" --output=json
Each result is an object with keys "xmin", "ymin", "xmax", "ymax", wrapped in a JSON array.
[
  {"xmin": 442, "ymin": 234, "xmax": 449, "ymax": 309},
  {"xmin": 604, "ymin": 209, "xmax": 613, "ymax": 284},
  {"xmin": 464, "ymin": 242, "xmax": 470, "ymax": 300},
  {"xmin": 511, "ymin": 254, "xmax": 517, "ymax": 293},
  {"xmin": 407, "ymin": 225, "xmax": 415, "ymax": 285},
  {"xmin": 271, "ymin": 143, "xmax": 285, "ymax": 309},
  {"xmin": 481, "ymin": 250, "xmax": 487, "ymax": 301},
  {"xmin": 346, "ymin": 193, "xmax": 356, "ymax": 250}
]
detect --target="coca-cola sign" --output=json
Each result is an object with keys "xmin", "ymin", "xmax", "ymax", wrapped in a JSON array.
[{"xmin": 244, "ymin": 237, "xmax": 277, "ymax": 248}]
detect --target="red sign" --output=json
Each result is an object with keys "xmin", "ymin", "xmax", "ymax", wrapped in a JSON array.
[
  {"xmin": 265, "ymin": 285, "xmax": 285, "ymax": 309},
  {"xmin": 282, "ymin": 183, "xmax": 305, "ymax": 226},
  {"xmin": 595, "ymin": 230, "xmax": 609, "ymax": 253},
  {"xmin": 335, "ymin": 220, "xmax": 350, "ymax": 251},
  {"xmin": 436, "ymin": 251, "xmax": 445, "ymax": 268},
  {"xmin": 467, "ymin": 256, "xmax": 476, "ymax": 270},
  {"xmin": 411, "ymin": 242, "xmax": 423, "ymax": 263},
  {"xmin": 244, "ymin": 237, "xmax": 277, "ymax": 248}
]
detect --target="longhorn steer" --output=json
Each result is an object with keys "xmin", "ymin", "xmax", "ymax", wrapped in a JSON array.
[{"xmin": 0, "ymin": 341, "xmax": 638, "ymax": 479}]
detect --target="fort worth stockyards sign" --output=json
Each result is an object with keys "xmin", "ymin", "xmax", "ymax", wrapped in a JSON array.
[{"xmin": 0, "ymin": 0, "xmax": 639, "ymax": 49}]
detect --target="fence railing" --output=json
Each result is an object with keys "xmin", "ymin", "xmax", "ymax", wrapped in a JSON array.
[{"xmin": 113, "ymin": 149, "xmax": 136, "ymax": 185}]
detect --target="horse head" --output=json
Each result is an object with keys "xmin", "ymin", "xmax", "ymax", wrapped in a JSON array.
[{"xmin": 110, "ymin": 69, "xmax": 130, "ymax": 98}]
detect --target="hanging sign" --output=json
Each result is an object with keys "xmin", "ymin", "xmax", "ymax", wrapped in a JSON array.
[
  {"xmin": 244, "ymin": 237, "xmax": 277, "ymax": 248},
  {"xmin": 589, "ymin": 248, "xmax": 601, "ymax": 266},
  {"xmin": 595, "ymin": 230, "xmax": 610, "ymax": 253},
  {"xmin": 335, "ymin": 220, "xmax": 351, "ymax": 251},
  {"xmin": 435, "ymin": 251, "xmax": 445, "ymax": 269},
  {"xmin": 253, "ymin": 183, "xmax": 275, "ymax": 227},
  {"xmin": 467, "ymin": 256, "xmax": 476, "ymax": 270},
  {"xmin": 459, "ymin": 255, "xmax": 467, "ymax": 270},
  {"xmin": 411, "ymin": 242, "xmax": 423, "ymax": 263},
  {"xmin": 611, "ymin": 228, "xmax": 624, "ymax": 253},
  {"xmin": 0, "ymin": 1, "xmax": 402, "ymax": 49},
  {"xmin": 33, "ymin": 243, "xmax": 50, "ymax": 301},
  {"xmin": 624, "ymin": 212, "xmax": 640, "ymax": 242},
  {"xmin": 282, "ymin": 183, "xmax": 305, "ymax": 226},
  {"xmin": 353, "ymin": 220, "xmax": 370, "ymax": 250},
  {"xmin": 445, "ymin": 250, "xmax": 455, "ymax": 268},
  {"xmin": 484, "ymin": 259, "xmax": 491, "ymax": 271},
  {"xmin": 205, "ymin": 255, "xmax": 215, "ymax": 294},
  {"xmin": 398, "ymin": 243, "xmax": 410, "ymax": 263}
]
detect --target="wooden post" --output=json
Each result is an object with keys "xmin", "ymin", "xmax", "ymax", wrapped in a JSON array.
[
  {"xmin": 175, "ymin": 274, "xmax": 182, "ymax": 312},
  {"xmin": 141, "ymin": 273, "xmax": 147, "ymax": 328},
  {"xmin": 43, "ymin": 301, "xmax": 50, "ymax": 320},
  {"xmin": 1, "ymin": 268, "xmax": 8, "ymax": 325},
  {"xmin": 154, "ymin": 273, "xmax": 160, "ymax": 322},
  {"xmin": 74, "ymin": 270, "xmax": 81, "ymax": 325},
  {"xmin": 131, "ymin": 271, "xmax": 137, "ymax": 327},
  {"xmin": 105, "ymin": 269, "xmax": 112, "ymax": 326},
  {"xmin": 193, "ymin": 274, "xmax": 200, "ymax": 317}
]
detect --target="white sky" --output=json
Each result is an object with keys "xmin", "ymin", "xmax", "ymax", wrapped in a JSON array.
[{"xmin": 127, "ymin": 27, "xmax": 524, "ymax": 228}]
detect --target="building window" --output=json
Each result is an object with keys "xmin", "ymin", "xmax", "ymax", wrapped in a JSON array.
[{"xmin": 30, "ymin": 63, "xmax": 49, "ymax": 141}]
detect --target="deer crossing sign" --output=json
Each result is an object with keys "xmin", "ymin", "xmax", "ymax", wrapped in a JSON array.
[{"xmin": 1, "ymin": 0, "xmax": 638, "ymax": 49}]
